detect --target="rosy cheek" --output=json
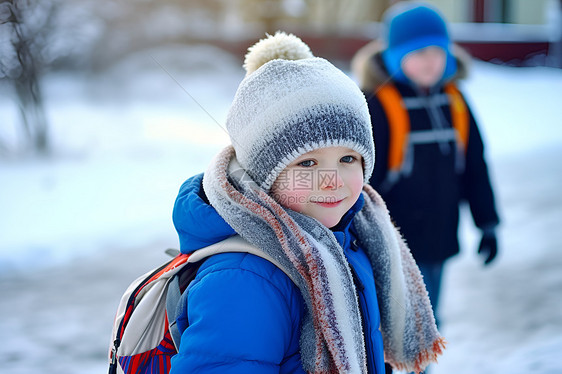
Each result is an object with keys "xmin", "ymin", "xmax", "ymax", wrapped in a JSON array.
[
  {"xmin": 272, "ymin": 187, "xmax": 308, "ymax": 212},
  {"xmin": 284, "ymin": 190, "xmax": 309, "ymax": 212},
  {"xmin": 347, "ymin": 171, "xmax": 364, "ymax": 199}
]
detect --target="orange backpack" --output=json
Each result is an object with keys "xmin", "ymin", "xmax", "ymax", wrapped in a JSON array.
[{"xmin": 374, "ymin": 82, "xmax": 469, "ymax": 174}]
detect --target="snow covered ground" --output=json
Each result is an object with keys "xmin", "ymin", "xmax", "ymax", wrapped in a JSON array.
[{"xmin": 1, "ymin": 45, "xmax": 561, "ymax": 373}]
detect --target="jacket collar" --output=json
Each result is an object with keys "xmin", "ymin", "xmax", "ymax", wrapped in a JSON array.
[{"xmin": 331, "ymin": 193, "xmax": 364, "ymax": 248}]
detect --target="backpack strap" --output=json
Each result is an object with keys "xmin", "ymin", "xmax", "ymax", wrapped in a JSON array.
[
  {"xmin": 166, "ymin": 263, "xmax": 203, "ymax": 351},
  {"xmin": 374, "ymin": 84, "xmax": 411, "ymax": 173},
  {"xmin": 186, "ymin": 235, "xmax": 293, "ymax": 279},
  {"xmin": 166, "ymin": 235, "xmax": 298, "ymax": 349},
  {"xmin": 443, "ymin": 82, "xmax": 469, "ymax": 152}
]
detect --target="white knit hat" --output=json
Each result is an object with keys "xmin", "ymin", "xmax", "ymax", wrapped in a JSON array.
[{"xmin": 227, "ymin": 32, "xmax": 375, "ymax": 191}]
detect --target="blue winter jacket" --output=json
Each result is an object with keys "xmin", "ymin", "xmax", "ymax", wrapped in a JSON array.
[{"xmin": 169, "ymin": 173, "xmax": 385, "ymax": 373}]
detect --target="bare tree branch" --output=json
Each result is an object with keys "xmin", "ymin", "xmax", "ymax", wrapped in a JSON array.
[{"xmin": 0, "ymin": 0, "xmax": 52, "ymax": 156}]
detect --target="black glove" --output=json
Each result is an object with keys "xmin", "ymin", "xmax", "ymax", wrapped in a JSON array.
[{"xmin": 478, "ymin": 232, "xmax": 498, "ymax": 265}]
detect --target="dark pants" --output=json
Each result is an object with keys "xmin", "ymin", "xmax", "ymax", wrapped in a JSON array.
[
  {"xmin": 417, "ymin": 262, "xmax": 444, "ymax": 327},
  {"xmin": 385, "ymin": 262, "xmax": 444, "ymax": 374}
]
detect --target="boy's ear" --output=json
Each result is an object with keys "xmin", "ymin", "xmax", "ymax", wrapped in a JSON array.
[{"xmin": 361, "ymin": 157, "xmax": 367, "ymax": 176}]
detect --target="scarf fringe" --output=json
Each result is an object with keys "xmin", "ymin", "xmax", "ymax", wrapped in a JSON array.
[{"xmin": 386, "ymin": 337, "xmax": 447, "ymax": 373}]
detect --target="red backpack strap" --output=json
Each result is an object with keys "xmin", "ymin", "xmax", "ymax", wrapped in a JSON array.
[
  {"xmin": 374, "ymin": 84, "xmax": 411, "ymax": 172},
  {"xmin": 444, "ymin": 82, "xmax": 469, "ymax": 152}
]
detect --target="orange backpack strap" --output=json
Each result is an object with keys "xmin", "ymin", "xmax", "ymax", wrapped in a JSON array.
[
  {"xmin": 374, "ymin": 84, "xmax": 410, "ymax": 172},
  {"xmin": 444, "ymin": 82, "xmax": 469, "ymax": 152}
]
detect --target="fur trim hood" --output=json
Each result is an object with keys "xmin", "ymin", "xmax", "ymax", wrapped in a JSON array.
[{"xmin": 351, "ymin": 39, "xmax": 471, "ymax": 91}]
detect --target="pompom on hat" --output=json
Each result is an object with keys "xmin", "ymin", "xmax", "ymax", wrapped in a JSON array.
[
  {"xmin": 226, "ymin": 31, "xmax": 375, "ymax": 191},
  {"xmin": 381, "ymin": 2, "xmax": 457, "ymax": 84}
]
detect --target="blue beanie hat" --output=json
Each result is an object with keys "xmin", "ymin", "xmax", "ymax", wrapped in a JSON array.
[{"xmin": 381, "ymin": 2, "xmax": 457, "ymax": 84}]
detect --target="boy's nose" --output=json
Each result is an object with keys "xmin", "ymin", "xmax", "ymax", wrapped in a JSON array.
[{"xmin": 319, "ymin": 171, "xmax": 343, "ymax": 190}]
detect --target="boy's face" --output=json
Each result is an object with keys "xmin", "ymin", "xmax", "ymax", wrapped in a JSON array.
[
  {"xmin": 401, "ymin": 46, "xmax": 446, "ymax": 88},
  {"xmin": 270, "ymin": 146, "xmax": 364, "ymax": 228}
]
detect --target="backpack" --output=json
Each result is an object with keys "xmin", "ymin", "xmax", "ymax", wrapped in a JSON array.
[
  {"xmin": 108, "ymin": 235, "xmax": 292, "ymax": 374},
  {"xmin": 375, "ymin": 82, "xmax": 469, "ymax": 171},
  {"xmin": 373, "ymin": 82, "xmax": 470, "ymax": 192}
]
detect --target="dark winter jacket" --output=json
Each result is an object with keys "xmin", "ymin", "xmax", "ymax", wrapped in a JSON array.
[
  {"xmin": 169, "ymin": 174, "xmax": 385, "ymax": 374},
  {"xmin": 352, "ymin": 41, "xmax": 500, "ymax": 263}
]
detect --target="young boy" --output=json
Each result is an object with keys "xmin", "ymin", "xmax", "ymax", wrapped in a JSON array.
[
  {"xmin": 170, "ymin": 32, "xmax": 445, "ymax": 374},
  {"xmin": 352, "ymin": 2, "xmax": 500, "ymax": 328}
]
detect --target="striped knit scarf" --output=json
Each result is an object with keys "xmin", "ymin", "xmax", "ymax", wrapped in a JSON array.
[{"xmin": 203, "ymin": 146, "xmax": 445, "ymax": 373}]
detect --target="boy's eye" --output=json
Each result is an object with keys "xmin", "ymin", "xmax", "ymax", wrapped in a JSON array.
[
  {"xmin": 340, "ymin": 155, "xmax": 357, "ymax": 163},
  {"xmin": 298, "ymin": 159, "xmax": 316, "ymax": 167}
]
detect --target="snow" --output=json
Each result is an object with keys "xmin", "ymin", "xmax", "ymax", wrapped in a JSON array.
[
  {"xmin": 1, "ymin": 45, "xmax": 561, "ymax": 373},
  {"xmin": 0, "ymin": 45, "xmax": 240, "ymax": 270}
]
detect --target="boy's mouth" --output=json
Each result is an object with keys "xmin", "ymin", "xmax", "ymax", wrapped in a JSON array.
[{"xmin": 312, "ymin": 198, "xmax": 344, "ymax": 208}]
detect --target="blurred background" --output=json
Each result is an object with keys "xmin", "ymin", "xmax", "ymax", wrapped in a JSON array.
[
  {"xmin": 1, "ymin": 0, "xmax": 561, "ymax": 157},
  {"xmin": 1, "ymin": 0, "xmax": 561, "ymax": 373}
]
